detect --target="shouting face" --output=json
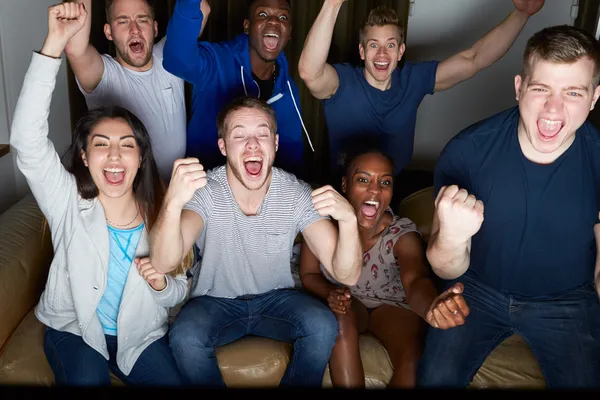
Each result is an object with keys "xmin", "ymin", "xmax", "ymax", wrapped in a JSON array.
[
  {"xmin": 104, "ymin": 0, "xmax": 158, "ymax": 71},
  {"xmin": 516, "ymin": 56, "xmax": 600, "ymax": 164},
  {"xmin": 218, "ymin": 106, "xmax": 279, "ymax": 192},
  {"xmin": 244, "ymin": 0, "xmax": 292, "ymax": 63}
]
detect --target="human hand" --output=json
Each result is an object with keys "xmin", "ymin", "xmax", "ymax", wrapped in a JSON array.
[
  {"xmin": 512, "ymin": 0, "xmax": 544, "ymax": 17},
  {"xmin": 42, "ymin": 2, "xmax": 87, "ymax": 57},
  {"xmin": 425, "ymin": 282, "xmax": 470, "ymax": 329},
  {"xmin": 312, "ymin": 185, "xmax": 357, "ymax": 224},
  {"xmin": 327, "ymin": 287, "xmax": 352, "ymax": 315},
  {"xmin": 135, "ymin": 257, "xmax": 167, "ymax": 291},
  {"xmin": 165, "ymin": 158, "xmax": 207, "ymax": 210},
  {"xmin": 435, "ymin": 185, "xmax": 484, "ymax": 247}
]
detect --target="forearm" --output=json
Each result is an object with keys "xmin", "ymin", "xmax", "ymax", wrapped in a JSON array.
[
  {"xmin": 63, "ymin": 0, "xmax": 91, "ymax": 57},
  {"xmin": 301, "ymin": 273, "xmax": 339, "ymax": 302},
  {"xmin": 405, "ymin": 277, "xmax": 439, "ymax": 320},
  {"xmin": 331, "ymin": 217, "xmax": 361, "ymax": 285},
  {"xmin": 470, "ymin": 9, "xmax": 529, "ymax": 70},
  {"xmin": 298, "ymin": 0, "xmax": 342, "ymax": 81},
  {"xmin": 426, "ymin": 234, "xmax": 470, "ymax": 280},
  {"xmin": 164, "ymin": 0, "xmax": 206, "ymax": 81},
  {"xmin": 150, "ymin": 204, "xmax": 186, "ymax": 274}
]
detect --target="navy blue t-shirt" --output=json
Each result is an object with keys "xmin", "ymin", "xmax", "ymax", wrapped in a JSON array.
[
  {"xmin": 435, "ymin": 107, "xmax": 600, "ymax": 298},
  {"xmin": 322, "ymin": 61, "xmax": 439, "ymax": 176}
]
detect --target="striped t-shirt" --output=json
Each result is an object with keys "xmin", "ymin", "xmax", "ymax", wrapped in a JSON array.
[{"xmin": 183, "ymin": 166, "xmax": 326, "ymax": 298}]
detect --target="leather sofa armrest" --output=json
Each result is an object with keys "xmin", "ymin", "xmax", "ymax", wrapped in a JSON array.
[{"xmin": 0, "ymin": 195, "xmax": 53, "ymax": 351}]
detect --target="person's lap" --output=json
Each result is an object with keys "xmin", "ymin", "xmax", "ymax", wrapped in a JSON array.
[
  {"xmin": 44, "ymin": 327, "xmax": 181, "ymax": 386},
  {"xmin": 417, "ymin": 274, "xmax": 600, "ymax": 388}
]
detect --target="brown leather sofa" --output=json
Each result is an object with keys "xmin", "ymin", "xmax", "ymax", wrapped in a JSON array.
[{"xmin": 0, "ymin": 192, "xmax": 545, "ymax": 388}]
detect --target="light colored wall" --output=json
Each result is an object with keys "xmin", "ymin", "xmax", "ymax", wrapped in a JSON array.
[
  {"xmin": 406, "ymin": 0, "xmax": 575, "ymax": 171},
  {"xmin": 0, "ymin": 0, "xmax": 71, "ymax": 214}
]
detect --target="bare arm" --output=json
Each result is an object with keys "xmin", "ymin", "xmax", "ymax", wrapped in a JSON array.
[
  {"xmin": 150, "ymin": 158, "xmax": 207, "ymax": 274},
  {"xmin": 150, "ymin": 207, "xmax": 203, "ymax": 274},
  {"xmin": 426, "ymin": 185, "xmax": 483, "ymax": 280},
  {"xmin": 299, "ymin": 240, "xmax": 340, "ymax": 301},
  {"xmin": 63, "ymin": 0, "xmax": 104, "ymax": 94},
  {"xmin": 396, "ymin": 232, "xmax": 438, "ymax": 319},
  {"xmin": 297, "ymin": 0, "xmax": 344, "ymax": 100},
  {"xmin": 434, "ymin": 0, "xmax": 544, "ymax": 92},
  {"xmin": 301, "ymin": 184, "xmax": 362, "ymax": 286}
]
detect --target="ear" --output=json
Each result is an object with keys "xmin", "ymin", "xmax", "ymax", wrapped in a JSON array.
[
  {"xmin": 104, "ymin": 23, "xmax": 113, "ymax": 41},
  {"xmin": 274, "ymin": 133, "xmax": 279, "ymax": 152},
  {"xmin": 514, "ymin": 75, "xmax": 523, "ymax": 102},
  {"xmin": 398, "ymin": 42, "xmax": 406, "ymax": 61},
  {"xmin": 341, "ymin": 176, "xmax": 347, "ymax": 193},
  {"xmin": 243, "ymin": 18, "xmax": 250, "ymax": 34},
  {"xmin": 359, "ymin": 42, "xmax": 365, "ymax": 61},
  {"xmin": 153, "ymin": 20, "xmax": 158, "ymax": 39},
  {"xmin": 81, "ymin": 150, "xmax": 89, "ymax": 167},
  {"xmin": 218, "ymin": 138, "xmax": 227, "ymax": 157},
  {"xmin": 591, "ymin": 85, "xmax": 600, "ymax": 111}
]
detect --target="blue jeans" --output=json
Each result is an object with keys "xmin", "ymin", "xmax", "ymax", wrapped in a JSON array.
[
  {"xmin": 417, "ymin": 273, "xmax": 600, "ymax": 388},
  {"xmin": 169, "ymin": 288, "xmax": 338, "ymax": 386},
  {"xmin": 44, "ymin": 327, "xmax": 182, "ymax": 386}
]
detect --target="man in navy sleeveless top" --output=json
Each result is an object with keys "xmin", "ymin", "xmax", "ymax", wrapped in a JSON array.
[
  {"xmin": 419, "ymin": 25, "xmax": 600, "ymax": 388},
  {"xmin": 298, "ymin": 0, "xmax": 545, "ymax": 185}
]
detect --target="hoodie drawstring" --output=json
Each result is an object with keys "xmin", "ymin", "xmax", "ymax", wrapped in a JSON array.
[{"xmin": 239, "ymin": 66, "xmax": 315, "ymax": 153}]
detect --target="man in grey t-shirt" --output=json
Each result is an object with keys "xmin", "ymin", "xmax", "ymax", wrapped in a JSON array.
[
  {"xmin": 150, "ymin": 96, "xmax": 362, "ymax": 386},
  {"xmin": 61, "ymin": 0, "xmax": 204, "ymax": 182}
]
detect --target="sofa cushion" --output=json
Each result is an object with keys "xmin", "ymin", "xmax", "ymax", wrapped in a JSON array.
[
  {"xmin": 396, "ymin": 186, "xmax": 435, "ymax": 243},
  {"xmin": 469, "ymin": 334, "xmax": 545, "ymax": 388},
  {"xmin": 0, "ymin": 309, "xmax": 123, "ymax": 386},
  {"xmin": 0, "ymin": 195, "xmax": 52, "ymax": 351}
]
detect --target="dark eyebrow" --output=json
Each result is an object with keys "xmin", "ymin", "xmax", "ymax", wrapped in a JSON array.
[
  {"xmin": 353, "ymin": 170, "xmax": 393, "ymax": 178},
  {"xmin": 91, "ymin": 134, "xmax": 135, "ymax": 140}
]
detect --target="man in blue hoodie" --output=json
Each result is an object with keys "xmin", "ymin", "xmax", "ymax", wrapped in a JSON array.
[{"xmin": 163, "ymin": 0, "xmax": 312, "ymax": 180}]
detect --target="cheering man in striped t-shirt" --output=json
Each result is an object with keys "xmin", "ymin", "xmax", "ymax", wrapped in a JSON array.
[{"xmin": 150, "ymin": 96, "xmax": 362, "ymax": 386}]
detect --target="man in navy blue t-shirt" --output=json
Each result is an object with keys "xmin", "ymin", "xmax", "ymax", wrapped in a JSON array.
[
  {"xmin": 298, "ymin": 0, "xmax": 545, "ymax": 184},
  {"xmin": 419, "ymin": 25, "xmax": 600, "ymax": 388}
]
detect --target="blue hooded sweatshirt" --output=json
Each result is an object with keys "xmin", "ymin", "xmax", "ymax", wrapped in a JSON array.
[{"xmin": 163, "ymin": 0, "xmax": 313, "ymax": 180}]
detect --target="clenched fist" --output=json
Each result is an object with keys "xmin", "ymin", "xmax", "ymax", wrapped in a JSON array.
[
  {"xmin": 165, "ymin": 158, "xmax": 207, "ymax": 210},
  {"xmin": 42, "ymin": 2, "xmax": 87, "ymax": 58},
  {"xmin": 425, "ymin": 282, "xmax": 470, "ymax": 330},
  {"xmin": 435, "ymin": 185, "xmax": 484, "ymax": 246},
  {"xmin": 312, "ymin": 185, "xmax": 357, "ymax": 224}
]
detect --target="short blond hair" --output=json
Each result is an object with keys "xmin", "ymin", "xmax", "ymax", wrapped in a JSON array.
[{"xmin": 217, "ymin": 96, "xmax": 278, "ymax": 139}]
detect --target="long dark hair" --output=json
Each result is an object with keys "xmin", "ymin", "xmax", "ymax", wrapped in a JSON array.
[{"xmin": 62, "ymin": 106, "xmax": 165, "ymax": 233}]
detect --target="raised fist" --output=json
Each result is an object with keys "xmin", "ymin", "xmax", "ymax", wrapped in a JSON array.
[
  {"xmin": 165, "ymin": 158, "xmax": 207, "ymax": 210},
  {"xmin": 435, "ymin": 185, "xmax": 484, "ymax": 246},
  {"xmin": 312, "ymin": 185, "xmax": 356, "ymax": 224}
]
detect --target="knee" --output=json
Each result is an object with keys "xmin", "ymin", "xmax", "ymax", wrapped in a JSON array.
[
  {"xmin": 301, "ymin": 303, "xmax": 338, "ymax": 343},
  {"xmin": 169, "ymin": 311, "xmax": 212, "ymax": 353}
]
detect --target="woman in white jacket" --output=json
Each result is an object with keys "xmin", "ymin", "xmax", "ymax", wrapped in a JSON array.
[{"xmin": 9, "ymin": 3, "xmax": 189, "ymax": 386}]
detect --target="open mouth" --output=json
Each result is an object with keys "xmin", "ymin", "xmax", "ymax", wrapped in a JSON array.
[
  {"xmin": 243, "ymin": 156, "xmax": 263, "ymax": 177},
  {"xmin": 537, "ymin": 118, "xmax": 564, "ymax": 141},
  {"xmin": 361, "ymin": 200, "xmax": 380, "ymax": 218},
  {"xmin": 373, "ymin": 61, "xmax": 390, "ymax": 72},
  {"xmin": 129, "ymin": 39, "xmax": 144, "ymax": 54},
  {"xmin": 263, "ymin": 33, "xmax": 280, "ymax": 52},
  {"xmin": 103, "ymin": 167, "xmax": 125, "ymax": 185}
]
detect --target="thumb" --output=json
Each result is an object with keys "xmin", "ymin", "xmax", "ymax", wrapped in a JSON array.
[{"xmin": 450, "ymin": 282, "xmax": 464, "ymax": 294}]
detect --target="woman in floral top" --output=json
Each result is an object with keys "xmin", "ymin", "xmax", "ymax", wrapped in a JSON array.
[{"xmin": 299, "ymin": 149, "xmax": 469, "ymax": 388}]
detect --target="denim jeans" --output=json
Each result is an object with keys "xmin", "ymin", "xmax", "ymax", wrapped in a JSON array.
[
  {"xmin": 44, "ymin": 327, "xmax": 182, "ymax": 386},
  {"xmin": 169, "ymin": 288, "xmax": 338, "ymax": 387},
  {"xmin": 417, "ymin": 273, "xmax": 600, "ymax": 388}
]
